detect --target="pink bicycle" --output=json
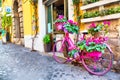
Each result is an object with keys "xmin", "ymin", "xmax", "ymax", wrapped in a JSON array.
[{"xmin": 53, "ymin": 31, "xmax": 113, "ymax": 76}]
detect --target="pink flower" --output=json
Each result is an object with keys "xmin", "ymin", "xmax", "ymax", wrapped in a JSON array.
[
  {"xmin": 68, "ymin": 20, "xmax": 74, "ymax": 24},
  {"xmin": 103, "ymin": 37, "xmax": 108, "ymax": 41},
  {"xmin": 89, "ymin": 22, "xmax": 96, "ymax": 28},
  {"xmin": 103, "ymin": 21, "xmax": 110, "ymax": 26},
  {"xmin": 73, "ymin": 22, "xmax": 78, "ymax": 26},
  {"xmin": 58, "ymin": 15, "xmax": 64, "ymax": 19}
]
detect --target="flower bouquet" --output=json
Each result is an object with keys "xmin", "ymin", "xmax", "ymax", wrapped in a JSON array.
[
  {"xmin": 54, "ymin": 15, "xmax": 67, "ymax": 31},
  {"xmin": 64, "ymin": 20, "xmax": 79, "ymax": 34},
  {"xmin": 54, "ymin": 15, "xmax": 79, "ymax": 34}
]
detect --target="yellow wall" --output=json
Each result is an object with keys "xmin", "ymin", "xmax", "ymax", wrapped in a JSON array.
[
  {"xmin": 2, "ymin": 0, "xmax": 12, "ymax": 14},
  {"xmin": 22, "ymin": 0, "xmax": 38, "ymax": 35},
  {"xmin": 22, "ymin": 1, "xmax": 32, "ymax": 35}
]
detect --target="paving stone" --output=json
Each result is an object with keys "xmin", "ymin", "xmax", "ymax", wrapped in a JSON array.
[{"xmin": 0, "ymin": 41, "xmax": 120, "ymax": 80}]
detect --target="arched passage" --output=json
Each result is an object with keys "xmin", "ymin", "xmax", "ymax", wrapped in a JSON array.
[{"xmin": 12, "ymin": 0, "xmax": 24, "ymax": 45}]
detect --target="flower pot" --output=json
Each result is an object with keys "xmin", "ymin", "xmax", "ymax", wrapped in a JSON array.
[
  {"xmin": 94, "ymin": 31, "xmax": 106, "ymax": 38},
  {"xmin": 44, "ymin": 43, "xmax": 52, "ymax": 52},
  {"xmin": 57, "ymin": 24, "xmax": 63, "ymax": 30},
  {"xmin": 94, "ymin": 32, "xmax": 101, "ymax": 38},
  {"xmin": 87, "ymin": 51, "xmax": 102, "ymax": 58},
  {"xmin": 55, "ymin": 23, "xmax": 63, "ymax": 31}
]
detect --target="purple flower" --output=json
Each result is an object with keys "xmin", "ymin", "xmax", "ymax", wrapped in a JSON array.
[
  {"xmin": 103, "ymin": 21, "xmax": 110, "ymax": 26},
  {"xmin": 58, "ymin": 15, "xmax": 64, "ymax": 19}
]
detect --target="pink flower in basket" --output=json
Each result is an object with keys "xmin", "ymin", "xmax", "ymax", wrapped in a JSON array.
[
  {"xmin": 54, "ymin": 15, "xmax": 67, "ymax": 30},
  {"xmin": 58, "ymin": 15, "xmax": 64, "ymax": 20}
]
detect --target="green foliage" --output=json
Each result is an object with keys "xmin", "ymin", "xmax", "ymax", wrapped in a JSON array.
[
  {"xmin": 83, "ymin": 6, "xmax": 120, "ymax": 18},
  {"xmin": 0, "ymin": 0, "xmax": 1, "ymax": 7},
  {"xmin": 68, "ymin": 49, "xmax": 78, "ymax": 57},
  {"xmin": 43, "ymin": 34, "xmax": 51, "ymax": 44},
  {"xmin": 77, "ymin": 40, "xmax": 106, "ymax": 53},
  {"xmin": 54, "ymin": 16, "xmax": 67, "ymax": 23},
  {"xmin": 83, "ymin": 0, "xmax": 99, "ymax": 5},
  {"xmin": 88, "ymin": 24, "xmax": 103, "ymax": 35},
  {"xmin": 1, "ymin": 13, "xmax": 12, "ymax": 30},
  {"xmin": 83, "ymin": 11, "xmax": 100, "ymax": 18},
  {"xmin": 64, "ymin": 20, "xmax": 79, "ymax": 34},
  {"xmin": 64, "ymin": 23, "xmax": 79, "ymax": 34}
]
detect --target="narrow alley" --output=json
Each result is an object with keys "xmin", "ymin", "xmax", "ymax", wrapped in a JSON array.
[{"xmin": 0, "ymin": 41, "xmax": 120, "ymax": 80}]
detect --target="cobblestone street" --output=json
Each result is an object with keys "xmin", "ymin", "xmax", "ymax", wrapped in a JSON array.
[{"xmin": 0, "ymin": 41, "xmax": 120, "ymax": 80}]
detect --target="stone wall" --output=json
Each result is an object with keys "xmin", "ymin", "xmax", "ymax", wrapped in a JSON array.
[
  {"xmin": 12, "ymin": 0, "xmax": 24, "ymax": 45},
  {"xmin": 81, "ymin": 1, "xmax": 120, "ymax": 73}
]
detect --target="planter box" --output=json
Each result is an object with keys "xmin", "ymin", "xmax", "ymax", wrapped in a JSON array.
[
  {"xmin": 81, "ymin": 0, "xmax": 119, "ymax": 10},
  {"xmin": 81, "ymin": 13, "xmax": 120, "ymax": 23}
]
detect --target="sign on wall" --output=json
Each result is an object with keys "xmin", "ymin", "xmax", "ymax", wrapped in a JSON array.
[{"xmin": 5, "ymin": 6, "xmax": 12, "ymax": 13}]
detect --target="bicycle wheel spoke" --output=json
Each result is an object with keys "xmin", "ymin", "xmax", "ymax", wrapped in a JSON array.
[
  {"xmin": 82, "ymin": 47, "xmax": 113, "ymax": 76},
  {"xmin": 53, "ymin": 40, "xmax": 68, "ymax": 63}
]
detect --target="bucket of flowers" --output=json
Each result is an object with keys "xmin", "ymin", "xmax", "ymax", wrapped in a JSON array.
[
  {"xmin": 54, "ymin": 15, "xmax": 67, "ymax": 31},
  {"xmin": 54, "ymin": 15, "xmax": 79, "ymax": 34},
  {"xmin": 77, "ymin": 21, "xmax": 110, "ymax": 58},
  {"xmin": 77, "ymin": 37, "xmax": 108, "ymax": 58}
]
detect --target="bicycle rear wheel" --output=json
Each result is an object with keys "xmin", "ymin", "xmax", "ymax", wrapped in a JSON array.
[
  {"xmin": 53, "ymin": 40, "xmax": 68, "ymax": 63},
  {"xmin": 82, "ymin": 46, "xmax": 113, "ymax": 76}
]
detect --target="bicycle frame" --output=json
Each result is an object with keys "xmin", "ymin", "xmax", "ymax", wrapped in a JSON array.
[
  {"xmin": 58, "ymin": 32, "xmax": 112, "ymax": 61},
  {"xmin": 60, "ymin": 32, "xmax": 76, "ymax": 51}
]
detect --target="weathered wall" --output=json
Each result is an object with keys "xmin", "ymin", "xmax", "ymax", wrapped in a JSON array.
[{"xmin": 81, "ymin": 1, "xmax": 120, "ymax": 72}]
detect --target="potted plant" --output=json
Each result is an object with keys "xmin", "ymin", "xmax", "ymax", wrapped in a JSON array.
[
  {"xmin": 54, "ymin": 15, "xmax": 67, "ymax": 31},
  {"xmin": 1, "ymin": 13, "xmax": 12, "ymax": 44},
  {"xmin": 43, "ymin": 34, "xmax": 52, "ymax": 52},
  {"xmin": 0, "ymin": 29, "xmax": 6, "ymax": 44},
  {"xmin": 77, "ymin": 21, "xmax": 110, "ymax": 57},
  {"xmin": 88, "ymin": 21, "xmax": 110, "ymax": 37}
]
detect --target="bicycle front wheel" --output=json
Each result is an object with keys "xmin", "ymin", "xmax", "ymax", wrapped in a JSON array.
[
  {"xmin": 82, "ymin": 46, "xmax": 113, "ymax": 76},
  {"xmin": 53, "ymin": 40, "xmax": 68, "ymax": 63}
]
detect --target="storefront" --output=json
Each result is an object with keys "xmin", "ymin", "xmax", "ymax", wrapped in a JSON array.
[{"xmin": 43, "ymin": 0, "xmax": 68, "ymax": 34}]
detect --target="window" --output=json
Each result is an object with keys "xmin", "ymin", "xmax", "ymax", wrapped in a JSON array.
[{"xmin": 46, "ymin": 0, "xmax": 68, "ymax": 33}]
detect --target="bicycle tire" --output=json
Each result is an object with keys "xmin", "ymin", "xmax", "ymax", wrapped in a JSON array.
[
  {"xmin": 53, "ymin": 40, "xmax": 68, "ymax": 63},
  {"xmin": 82, "ymin": 46, "xmax": 113, "ymax": 76}
]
